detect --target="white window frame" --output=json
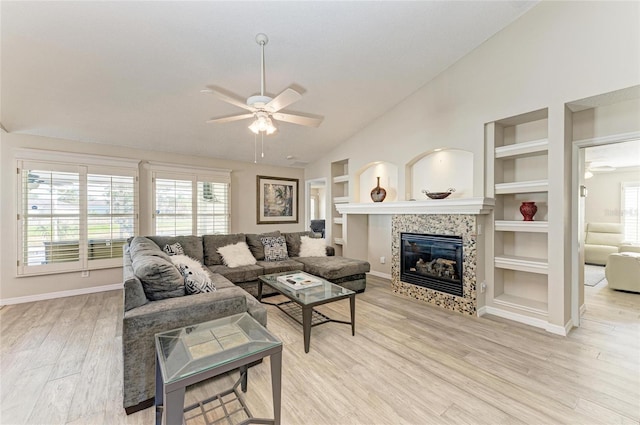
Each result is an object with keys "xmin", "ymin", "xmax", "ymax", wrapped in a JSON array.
[
  {"xmin": 621, "ymin": 181, "xmax": 640, "ymax": 244},
  {"xmin": 147, "ymin": 162, "xmax": 231, "ymax": 236},
  {"xmin": 16, "ymin": 150, "xmax": 139, "ymax": 276}
]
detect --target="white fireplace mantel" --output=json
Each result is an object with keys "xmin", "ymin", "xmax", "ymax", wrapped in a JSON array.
[{"xmin": 335, "ymin": 198, "xmax": 495, "ymax": 215}]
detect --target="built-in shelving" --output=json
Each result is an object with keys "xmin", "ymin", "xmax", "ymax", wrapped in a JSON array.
[
  {"xmin": 493, "ymin": 294, "xmax": 548, "ymax": 315},
  {"xmin": 485, "ymin": 107, "xmax": 552, "ymax": 332},
  {"xmin": 495, "ymin": 220, "xmax": 548, "ymax": 232},
  {"xmin": 494, "ymin": 255, "xmax": 548, "ymax": 274},
  {"xmin": 331, "ymin": 159, "xmax": 350, "ymax": 256},
  {"xmin": 495, "ymin": 138, "xmax": 549, "ymax": 159},
  {"xmin": 495, "ymin": 180, "xmax": 548, "ymax": 194}
]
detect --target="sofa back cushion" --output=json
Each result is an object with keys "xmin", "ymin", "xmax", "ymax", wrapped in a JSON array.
[
  {"xmin": 146, "ymin": 235, "xmax": 203, "ymax": 261},
  {"xmin": 128, "ymin": 236, "xmax": 185, "ymax": 300},
  {"xmin": 246, "ymin": 231, "xmax": 281, "ymax": 260},
  {"xmin": 203, "ymin": 233, "xmax": 246, "ymax": 266},
  {"xmin": 586, "ymin": 223, "xmax": 624, "ymax": 246}
]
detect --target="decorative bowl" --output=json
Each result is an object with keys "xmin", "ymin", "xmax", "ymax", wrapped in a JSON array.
[{"xmin": 422, "ymin": 188, "xmax": 455, "ymax": 199}]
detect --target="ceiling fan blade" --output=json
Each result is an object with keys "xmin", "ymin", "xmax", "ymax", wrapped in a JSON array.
[
  {"xmin": 201, "ymin": 86, "xmax": 254, "ymax": 111},
  {"xmin": 266, "ymin": 88, "xmax": 302, "ymax": 112},
  {"xmin": 272, "ymin": 112, "xmax": 324, "ymax": 128},
  {"xmin": 206, "ymin": 113, "xmax": 254, "ymax": 124}
]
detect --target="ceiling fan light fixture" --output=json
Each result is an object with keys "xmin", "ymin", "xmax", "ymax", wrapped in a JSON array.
[{"xmin": 248, "ymin": 113, "xmax": 277, "ymax": 135}]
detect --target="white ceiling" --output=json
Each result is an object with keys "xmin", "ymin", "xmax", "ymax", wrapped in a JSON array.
[
  {"xmin": 585, "ymin": 139, "xmax": 640, "ymax": 171},
  {"xmin": 1, "ymin": 1, "xmax": 538, "ymax": 167}
]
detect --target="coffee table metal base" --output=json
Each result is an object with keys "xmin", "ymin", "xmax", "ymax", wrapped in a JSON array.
[{"xmin": 261, "ymin": 296, "xmax": 355, "ymax": 353}]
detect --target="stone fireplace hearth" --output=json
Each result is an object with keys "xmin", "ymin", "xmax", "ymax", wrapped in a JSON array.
[{"xmin": 392, "ymin": 214, "xmax": 479, "ymax": 315}]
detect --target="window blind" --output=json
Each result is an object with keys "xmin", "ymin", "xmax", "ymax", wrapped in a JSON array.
[{"xmin": 622, "ymin": 182, "xmax": 640, "ymax": 243}]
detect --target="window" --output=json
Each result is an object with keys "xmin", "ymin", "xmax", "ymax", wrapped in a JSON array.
[
  {"xmin": 151, "ymin": 164, "xmax": 230, "ymax": 236},
  {"xmin": 622, "ymin": 181, "xmax": 640, "ymax": 243},
  {"xmin": 17, "ymin": 153, "xmax": 138, "ymax": 276}
]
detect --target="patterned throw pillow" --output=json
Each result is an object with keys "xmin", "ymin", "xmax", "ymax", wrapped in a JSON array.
[
  {"xmin": 163, "ymin": 242, "xmax": 184, "ymax": 256},
  {"xmin": 261, "ymin": 236, "xmax": 289, "ymax": 262},
  {"xmin": 170, "ymin": 255, "xmax": 216, "ymax": 294}
]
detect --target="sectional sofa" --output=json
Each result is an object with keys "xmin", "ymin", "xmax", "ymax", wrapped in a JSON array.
[{"xmin": 122, "ymin": 230, "xmax": 370, "ymax": 413}]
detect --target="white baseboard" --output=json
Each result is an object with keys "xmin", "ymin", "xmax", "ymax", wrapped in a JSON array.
[
  {"xmin": 368, "ymin": 271, "xmax": 391, "ymax": 280},
  {"xmin": 483, "ymin": 306, "xmax": 571, "ymax": 336},
  {"xmin": 0, "ymin": 283, "xmax": 123, "ymax": 306},
  {"xmin": 580, "ymin": 303, "xmax": 587, "ymax": 316},
  {"xmin": 477, "ymin": 306, "xmax": 487, "ymax": 317}
]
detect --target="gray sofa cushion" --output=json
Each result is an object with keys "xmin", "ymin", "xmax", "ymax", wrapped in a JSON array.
[
  {"xmin": 132, "ymin": 254, "xmax": 185, "ymax": 300},
  {"xmin": 295, "ymin": 256, "xmax": 371, "ymax": 280},
  {"xmin": 203, "ymin": 234, "xmax": 246, "ymax": 266},
  {"xmin": 246, "ymin": 231, "xmax": 281, "ymax": 261},
  {"xmin": 283, "ymin": 231, "xmax": 316, "ymax": 257},
  {"xmin": 147, "ymin": 235, "xmax": 203, "ymax": 261},
  {"xmin": 129, "ymin": 236, "xmax": 171, "ymax": 261},
  {"xmin": 208, "ymin": 263, "xmax": 264, "ymax": 283},
  {"xmin": 256, "ymin": 259, "xmax": 304, "ymax": 274}
]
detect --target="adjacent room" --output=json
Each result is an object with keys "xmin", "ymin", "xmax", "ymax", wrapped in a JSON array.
[{"xmin": 1, "ymin": 1, "xmax": 639, "ymax": 424}]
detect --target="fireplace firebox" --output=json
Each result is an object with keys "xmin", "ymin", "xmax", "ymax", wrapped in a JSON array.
[{"xmin": 400, "ymin": 232, "xmax": 463, "ymax": 297}]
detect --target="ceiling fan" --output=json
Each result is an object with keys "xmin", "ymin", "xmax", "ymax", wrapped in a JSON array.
[{"xmin": 202, "ymin": 33, "xmax": 323, "ymax": 134}]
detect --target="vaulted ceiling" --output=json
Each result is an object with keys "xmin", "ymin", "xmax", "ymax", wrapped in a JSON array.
[{"xmin": 1, "ymin": 1, "xmax": 537, "ymax": 167}]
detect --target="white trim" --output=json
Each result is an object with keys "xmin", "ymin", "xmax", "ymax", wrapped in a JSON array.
[
  {"xmin": 483, "ymin": 305, "xmax": 569, "ymax": 336},
  {"xmin": 477, "ymin": 306, "xmax": 487, "ymax": 317},
  {"xmin": 335, "ymin": 198, "xmax": 494, "ymax": 215},
  {"xmin": 367, "ymin": 270, "xmax": 391, "ymax": 280},
  {"xmin": 15, "ymin": 149, "xmax": 140, "ymax": 168},
  {"xmin": 495, "ymin": 138, "xmax": 549, "ymax": 159},
  {"xmin": 0, "ymin": 283, "xmax": 123, "ymax": 306},
  {"xmin": 145, "ymin": 161, "xmax": 231, "ymax": 183},
  {"xmin": 580, "ymin": 303, "xmax": 587, "ymax": 316},
  {"xmin": 573, "ymin": 131, "xmax": 640, "ymax": 148}
]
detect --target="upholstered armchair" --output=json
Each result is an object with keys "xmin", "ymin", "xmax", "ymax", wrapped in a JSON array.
[{"xmin": 584, "ymin": 222, "xmax": 624, "ymax": 266}]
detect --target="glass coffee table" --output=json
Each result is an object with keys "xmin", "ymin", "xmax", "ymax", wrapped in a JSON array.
[
  {"xmin": 257, "ymin": 271, "xmax": 355, "ymax": 353},
  {"xmin": 155, "ymin": 313, "xmax": 283, "ymax": 425}
]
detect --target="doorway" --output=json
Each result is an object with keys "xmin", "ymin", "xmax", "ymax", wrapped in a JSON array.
[{"xmin": 305, "ymin": 178, "xmax": 328, "ymax": 238}]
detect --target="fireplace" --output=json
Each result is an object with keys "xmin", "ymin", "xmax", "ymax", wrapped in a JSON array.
[{"xmin": 400, "ymin": 232, "xmax": 463, "ymax": 297}]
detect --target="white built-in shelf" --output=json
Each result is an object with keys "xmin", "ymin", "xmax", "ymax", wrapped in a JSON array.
[
  {"xmin": 495, "ymin": 138, "xmax": 548, "ymax": 159},
  {"xmin": 494, "ymin": 293, "xmax": 548, "ymax": 315},
  {"xmin": 495, "ymin": 180, "xmax": 548, "ymax": 195},
  {"xmin": 333, "ymin": 196, "xmax": 350, "ymax": 204},
  {"xmin": 333, "ymin": 217, "xmax": 343, "ymax": 224},
  {"xmin": 494, "ymin": 255, "xmax": 548, "ymax": 274},
  {"xmin": 334, "ymin": 238, "xmax": 344, "ymax": 245},
  {"xmin": 332, "ymin": 175, "xmax": 349, "ymax": 183},
  {"xmin": 495, "ymin": 220, "xmax": 548, "ymax": 233}
]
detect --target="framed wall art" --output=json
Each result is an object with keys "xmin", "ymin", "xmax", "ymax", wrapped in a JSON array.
[{"xmin": 256, "ymin": 175, "xmax": 299, "ymax": 224}]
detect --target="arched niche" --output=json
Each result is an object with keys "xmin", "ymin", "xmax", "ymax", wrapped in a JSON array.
[
  {"xmin": 406, "ymin": 149, "xmax": 473, "ymax": 200},
  {"xmin": 355, "ymin": 161, "xmax": 399, "ymax": 203}
]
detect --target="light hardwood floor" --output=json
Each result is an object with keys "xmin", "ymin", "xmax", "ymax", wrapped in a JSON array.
[{"xmin": 1, "ymin": 275, "xmax": 639, "ymax": 425}]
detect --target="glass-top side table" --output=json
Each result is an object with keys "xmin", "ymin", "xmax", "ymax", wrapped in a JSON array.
[{"xmin": 155, "ymin": 313, "xmax": 283, "ymax": 425}]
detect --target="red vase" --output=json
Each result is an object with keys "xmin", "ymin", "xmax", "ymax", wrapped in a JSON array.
[{"xmin": 519, "ymin": 201, "xmax": 538, "ymax": 221}]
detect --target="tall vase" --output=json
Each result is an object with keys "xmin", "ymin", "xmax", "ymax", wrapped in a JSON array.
[
  {"xmin": 370, "ymin": 176, "xmax": 387, "ymax": 202},
  {"xmin": 519, "ymin": 201, "xmax": 538, "ymax": 221}
]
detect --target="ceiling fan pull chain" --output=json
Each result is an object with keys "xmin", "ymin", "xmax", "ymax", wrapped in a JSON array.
[
  {"xmin": 261, "ymin": 133, "xmax": 265, "ymax": 158},
  {"xmin": 254, "ymin": 133, "xmax": 258, "ymax": 163}
]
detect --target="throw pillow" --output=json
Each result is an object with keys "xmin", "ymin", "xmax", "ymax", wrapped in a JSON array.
[
  {"xmin": 132, "ymin": 254, "xmax": 185, "ymax": 300},
  {"xmin": 261, "ymin": 236, "xmax": 289, "ymax": 261},
  {"xmin": 163, "ymin": 242, "xmax": 184, "ymax": 256},
  {"xmin": 217, "ymin": 242, "xmax": 257, "ymax": 268},
  {"xmin": 298, "ymin": 236, "xmax": 327, "ymax": 257},
  {"xmin": 170, "ymin": 254, "xmax": 216, "ymax": 294}
]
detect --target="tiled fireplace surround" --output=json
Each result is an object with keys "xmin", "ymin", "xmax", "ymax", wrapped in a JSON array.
[{"xmin": 391, "ymin": 214, "xmax": 478, "ymax": 315}]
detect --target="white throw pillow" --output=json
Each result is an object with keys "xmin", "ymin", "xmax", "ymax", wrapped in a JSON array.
[
  {"xmin": 298, "ymin": 236, "xmax": 327, "ymax": 257},
  {"xmin": 217, "ymin": 242, "xmax": 257, "ymax": 268},
  {"xmin": 169, "ymin": 255, "xmax": 216, "ymax": 294}
]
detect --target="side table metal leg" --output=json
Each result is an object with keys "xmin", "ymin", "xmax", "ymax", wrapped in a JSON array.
[
  {"xmin": 270, "ymin": 350, "xmax": 283, "ymax": 425},
  {"xmin": 164, "ymin": 387, "xmax": 186, "ymax": 425},
  {"xmin": 350, "ymin": 294, "xmax": 356, "ymax": 336},
  {"xmin": 155, "ymin": 352, "xmax": 164, "ymax": 425},
  {"xmin": 302, "ymin": 306, "xmax": 312, "ymax": 353},
  {"xmin": 240, "ymin": 365, "xmax": 248, "ymax": 392}
]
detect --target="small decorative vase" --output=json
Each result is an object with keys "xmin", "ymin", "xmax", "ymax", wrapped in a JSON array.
[
  {"xmin": 519, "ymin": 201, "xmax": 538, "ymax": 221},
  {"xmin": 370, "ymin": 177, "xmax": 387, "ymax": 202}
]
